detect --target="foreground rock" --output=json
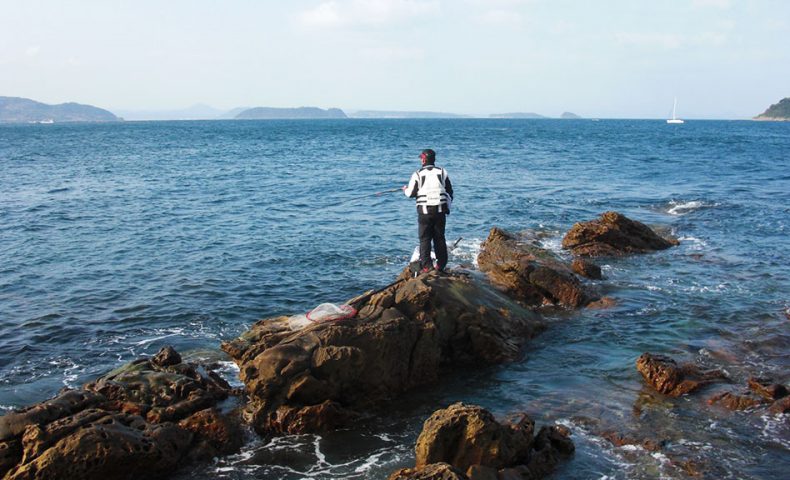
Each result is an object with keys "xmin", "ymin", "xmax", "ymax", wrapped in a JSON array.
[
  {"xmin": 477, "ymin": 227, "xmax": 596, "ymax": 308},
  {"xmin": 562, "ymin": 211, "xmax": 678, "ymax": 257},
  {"xmin": 636, "ymin": 353, "xmax": 726, "ymax": 397},
  {"xmin": 389, "ymin": 403, "xmax": 573, "ymax": 480},
  {"xmin": 221, "ymin": 271, "xmax": 545, "ymax": 435},
  {"xmin": 0, "ymin": 346, "xmax": 241, "ymax": 480}
]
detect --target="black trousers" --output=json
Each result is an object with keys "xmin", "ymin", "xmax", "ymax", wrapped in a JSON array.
[{"xmin": 418, "ymin": 212, "xmax": 448, "ymax": 270}]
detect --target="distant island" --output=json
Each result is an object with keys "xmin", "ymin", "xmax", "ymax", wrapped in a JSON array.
[
  {"xmin": 235, "ymin": 106, "xmax": 347, "ymax": 119},
  {"xmin": 0, "ymin": 96, "xmax": 120, "ymax": 123},
  {"xmin": 489, "ymin": 112, "xmax": 546, "ymax": 119},
  {"xmin": 349, "ymin": 110, "xmax": 467, "ymax": 119},
  {"xmin": 560, "ymin": 112, "xmax": 582, "ymax": 119},
  {"xmin": 754, "ymin": 97, "xmax": 790, "ymax": 121}
]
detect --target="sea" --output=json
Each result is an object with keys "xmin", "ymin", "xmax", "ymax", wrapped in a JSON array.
[{"xmin": 1, "ymin": 119, "xmax": 788, "ymax": 479}]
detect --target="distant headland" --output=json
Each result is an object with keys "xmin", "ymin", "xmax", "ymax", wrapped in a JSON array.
[
  {"xmin": 0, "ymin": 96, "xmax": 121, "ymax": 123},
  {"xmin": 235, "ymin": 106, "xmax": 347, "ymax": 119},
  {"xmin": 489, "ymin": 112, "xmax": 546, "ymax": 119},
  {"xmin": 754, "ymin": 97, "xmax": 790, "ymax": 121},
  {"xmin": 349, "ymin": 110, "xmax": 466, "ymax": 119}
]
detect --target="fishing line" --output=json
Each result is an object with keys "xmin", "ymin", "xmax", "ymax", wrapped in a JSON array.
[{"xmin": 318, "ymin": 187, "xmax": 401, "ymax": 210}]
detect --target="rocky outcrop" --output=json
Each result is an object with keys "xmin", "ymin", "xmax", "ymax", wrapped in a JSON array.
[
  {"xmin": 389, "ymin": 403, "xmax": 573, "ymax": 480},
  {"xmin": 221, "ymin": 271, "xmax": 545, "ymax": 435},
  {"xmin": 636, "ymin": 353, "xmax": 725, "ymax": 397},
  {"xmin": 477, "ymin": 228, "xmax": 595, "ymax": 308},
  {"xmin": 0, "ymin": 346, "xmax": 241, "ymax": 480},
  {"xmin": 562, "ymin": 211, "xmax": 678, "ymax": 257}
]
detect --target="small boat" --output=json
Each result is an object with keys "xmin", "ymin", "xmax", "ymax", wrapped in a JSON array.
[{"xmin": 667, "ymin": 98, "xmax": 684, "ymax": 124}]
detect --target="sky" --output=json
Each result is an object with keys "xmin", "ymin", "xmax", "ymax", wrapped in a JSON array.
[{"xmin": 1, "ymin": 0, "xmax": 788, "ymax": 118}]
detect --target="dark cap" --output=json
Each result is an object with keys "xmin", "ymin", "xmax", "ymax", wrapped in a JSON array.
[{"xmin": 420, "ymin": 149, "xmax": 436, "ymax": 164}]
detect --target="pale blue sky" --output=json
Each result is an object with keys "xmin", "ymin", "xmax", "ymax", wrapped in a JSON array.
[{"xmin": 1, "ymin": 0, "xmax": 788, "ymax": 118}]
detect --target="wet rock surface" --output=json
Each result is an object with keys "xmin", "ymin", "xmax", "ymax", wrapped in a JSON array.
[
  {"xmin": 221, "ymin": 271, "xmax": 545, "ymax": 435},
  {"xmin": 707, "ymin": 391, "xmax": 765, "ymax": 411},
  {"xmin": 636, "ymin": 353, "xmax": 726, "ymax": 397},
  {"xmin": 389, "ymin": 403, "xmax": 573, "ymax": 480},
  {"xmin": 571, "ymin": 258, "xmax": 603, "ymax": 280},
  {"xmin": 477, "ymin": 227, "xmax": 595, "ymax": 308},
  {"xmin": 0, "ymin": 346, "xmax": 240, "ymax": 480},
  {"xmin": 562, "ymin": 211, "xmax": 678, "ymax": 257}
]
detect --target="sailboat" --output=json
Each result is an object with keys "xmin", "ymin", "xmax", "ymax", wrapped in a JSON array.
[{"xmin": 667, "ymin": 97, "xmax": 684, "ymax": 124}]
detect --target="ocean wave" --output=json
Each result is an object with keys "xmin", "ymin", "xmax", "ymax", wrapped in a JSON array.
[{"xmin": 664, "ymin": 200, "xmax": 718, "ymax": 216}]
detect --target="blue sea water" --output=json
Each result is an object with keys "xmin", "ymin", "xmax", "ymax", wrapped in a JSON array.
[{"xmin": 1, "ymin": 119, "xmax": 788, "ymax": 479}]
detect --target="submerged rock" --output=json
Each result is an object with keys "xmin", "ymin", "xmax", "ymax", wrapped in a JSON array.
[
  {"xmin": 389, "ymin": 403, "xmax": 573, "ymax": 480},
  {"xmin": 222, "ymin": 271, "xmax": 545, "ymax": 435},
  {"xmin": 0, "ymin": 346, "xmax": 240, "ymax": 480},
  {"xmin": 477, "ymin": 227, "xmax": 595, "ymax": 308},
  {"xmin": 768, "ymin": 396, "xmax": 790, "ymax": 414},
  {"xmin": 707, "ymin": 391, "xmax": 766, "ymax": 411},
  {"xmin": 636, "ymin": 353, "xmax": 725, "ymax": 397},
  {"xmin": 707, "ymin": 378, "xmax": 790, "ymax": 414},
  {"xmin": 562, "ymin": 211, "xmax": 678, "ymax": 257}
]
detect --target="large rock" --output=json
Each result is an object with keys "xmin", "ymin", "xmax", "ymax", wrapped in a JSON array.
[
  {"xmin": 84, "ymin": 348, "xmax": 232, "ymax": 423},
  {"xmin": 636, "ymin": 353, "xmax": 725, "ymax": 397},
  {"xmin": 389, "ymin": 403, "xmax": 573, "ymax": 480},
  {"xmin": 477, "ymin": 228, "xmax": 594, "ymax": 308},
  {"xmin": 0, "ymin": 346, "xmax": 240, "ymax": 480},
  {"xmin": 221, "ymin": 272, "xmax": 545, "ymax": 435},
  {"xmin": 414, "ymin": 403, "xmax": 533, "ymax": 471},
  {"xmin": 562, "ymin": 211, "xmax": 678, "ymax": 257}
]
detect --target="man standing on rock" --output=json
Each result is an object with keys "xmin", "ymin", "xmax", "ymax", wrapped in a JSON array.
[{"xmin": 403, "ymin": 149, "xmax": 454, "ymax": 273}]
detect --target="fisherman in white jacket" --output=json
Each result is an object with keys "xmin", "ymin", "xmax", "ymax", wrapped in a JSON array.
[{"xmin": 403, "ymin": 149, "xmax": 454, "ymax": 273}]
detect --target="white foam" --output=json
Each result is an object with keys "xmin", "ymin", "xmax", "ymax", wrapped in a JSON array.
[
  {"xmin": 134, "ymin": 328, "xmax": 185, "ymax": 347},
  {"xmin": 760, "ymin": 412, "xmax": 790, "ymax": 449},
  {"xmin": 666, "ymin": 200, "xmax": 715, "ymax": 216},
  {"xmin": 678, "ymin": 235, "xmax": 707, "ymax": 250},
  {"xmin": 451, "ymin": 237, "xmax": 483, "ymax": 267},
  {"xmin": 537, "ymin": 236, "xmax": 564, "ymax": 254}
]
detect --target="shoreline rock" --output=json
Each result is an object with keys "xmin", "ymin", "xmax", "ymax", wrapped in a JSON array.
[
  {"xmin": 221, "ymin": 270, "xmax": 545, "ymax": 435},
  {"xmin": 0, "ymin": 346, "xmax": 241, "ymax": 480},
  {"xmin": 389, "ymin": 403, "xmax": 573, "ymax": 480},
  {"xmin": 562, "ymin": 211, "xmax": 678, "ymax": 257},
  {"xmin": 636, "ymin": 353, "xmax": 726, "ymax": 397},
  {"xmin": 477, "ymin": 227, "xmax": 596, "ymax": 308}
]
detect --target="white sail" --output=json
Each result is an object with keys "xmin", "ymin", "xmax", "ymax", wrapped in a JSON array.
[{"xmin": 667, "ymin": 97, "xmax": 684, "ymax": 124}]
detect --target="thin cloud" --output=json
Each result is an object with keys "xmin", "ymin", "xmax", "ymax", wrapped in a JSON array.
[
  {"xmin": 615, "ymin": 31, "xmax": 729, "ymax": 49},
  {"xmin": 691, "ymin": 0, "xmax": 732, "ymax": 9},
  {"xmin": 298, "ymin": 0, "xmax": 440, "ymax": 28},
  {"xmin": 478, "ymin": 9, "xmax": 523, "ymax": 27},
  {"xmin": 616, "ymin": 32, "xmax": 685, "ymax": 49},
  {"xmin": 360, "ymin": 45, "xmax": 425, "ymax": 60}
]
